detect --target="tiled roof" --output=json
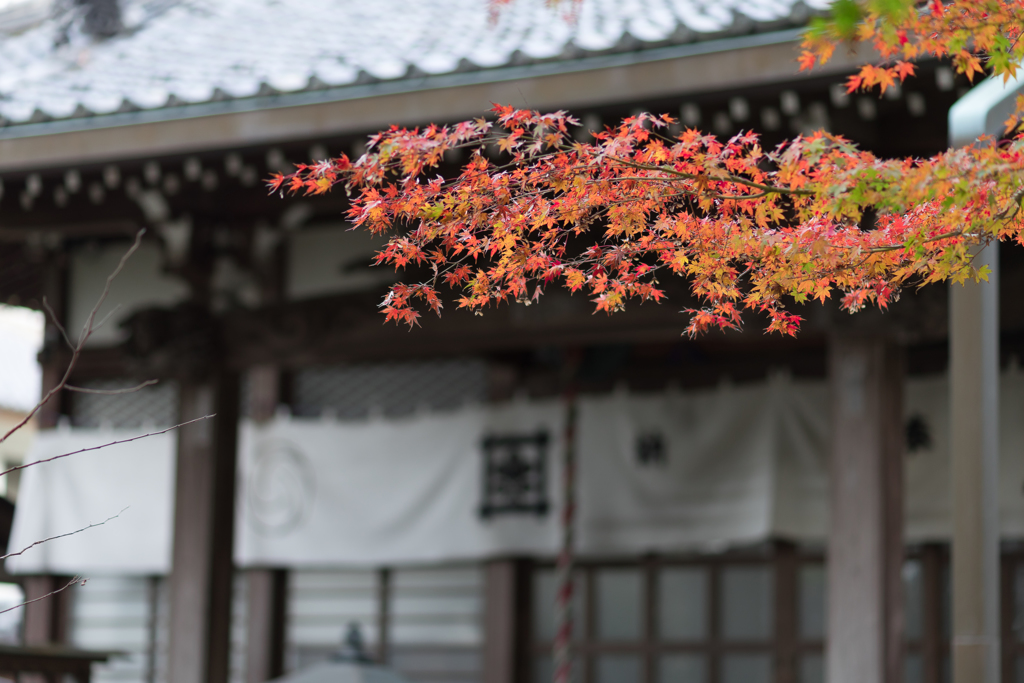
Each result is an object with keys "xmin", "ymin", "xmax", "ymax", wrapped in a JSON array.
[{"xmin": 0, "ymin": 0, "xmax": 828, "ymax": 127}]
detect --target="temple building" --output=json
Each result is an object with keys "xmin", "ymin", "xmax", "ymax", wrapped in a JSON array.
[{"xmin": 0, "ymin": 2, "xmax": 1018, "ymax": 683}]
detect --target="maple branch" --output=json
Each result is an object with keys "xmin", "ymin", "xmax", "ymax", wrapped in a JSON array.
[
  {"xmin": 605, "ymin": 156, "xmax": 815, "ymax": 197},
  {"xmin": 863, "ymin": 228, "xmax": 967, "ymax": 254}
]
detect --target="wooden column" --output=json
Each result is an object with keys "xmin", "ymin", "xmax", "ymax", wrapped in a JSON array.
[
  {"xmin": 774, "ymin": 542, "xmax": 799, "ymax": 683},
  {"xmin": 166, "ymin": 372, "xmax": 240, "ymax": 683},
  {"xmin": 377, "ymin": 568, "xmax": 392, "ymax": 664},
  {"xmin": 921, "ymin": 545, "xmax": 943, "ymax": 683},
  {"xmin": 245, "ymin": 569, "xmax": 287, "ymax": 683},
  {"xmin": 949, "ymin": 244, "xmax": 1000, "ymax": 683},
  {"xmin": 483, "ymin": 559, "xmax": 531, "ymax": 683},
  {"xmin": 826, "ymin": 337, "xmax": 904, "ymax": 683},
  {"xmin": 24, "ymin": 256, "xmax": 73, "ymax": 650},
  {"xmin": 37, "ymin": 253, "xmax": 68, "ymax": 430},
  {"xmin": 243, "ymin": 364, "xmax": 288, "ymax": 683},
  {"xmin": 22, "ymin": 575, "xmax": 72, "ymax": 645}
]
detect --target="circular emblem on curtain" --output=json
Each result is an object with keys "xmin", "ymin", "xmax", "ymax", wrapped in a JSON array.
[{"xmin": 247, "ymin": 437, "xmax": 316, "ymax": 536}]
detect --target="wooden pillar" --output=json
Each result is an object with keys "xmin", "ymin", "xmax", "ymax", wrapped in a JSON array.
[
  {"xmin": 826, "ymin": 337, "xmax": 904, "ymax": 683},
  {"xmin": 377, "ymin": 568, "xmax": 391, "ymax": 664},
  {"xmin": 167, "ymin": 372, "xmax": 240, "ymax": 683},
  {"xmin": 243, "ymin": 364, "xmax": 288, "ymax": 683},
  {"xmin": 483, "ymin": 559, "xmax": 531, "ymax": 683},
  {"xmin": 37, "ymin": 254, "xmax": 68, "ymax": 430},
  {"xmin": 245, "ymin": 569, "xmax": 287, "ymax": 683},
  {"xmin": 949, "ymin": 244, "xmax": 1000, "ymax": 683},
  {"xmin": 22, "ymin": 575, "xmax": 72, "ymax": 645},
  {"xmin": 921, "ymin": 545, "xmax": 944, "ymax": 683},
  {"xmin": 774, "ymin": 542, "xmax": 799, "ymax": 683},
  {"xmin": 23, "ymin": 256, "xmax": 73, "ymax": 649}
]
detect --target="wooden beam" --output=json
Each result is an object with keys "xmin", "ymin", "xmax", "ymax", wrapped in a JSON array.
[
  {"xmin": 826, "ymin": 336, "xmax": 904, "ymax": 683},
  {"xmin": 219, "ymin": 293, "xmax": 692, "ymax": 368},
  {"xmin": 107, "ymin": 271, "xmax": 945, "ymax": 375},
  {"xmin": 166, "ymin": 372, "xmax": 240, "ymax": 683}
]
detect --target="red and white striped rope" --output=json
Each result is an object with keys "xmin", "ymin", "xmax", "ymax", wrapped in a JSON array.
[{"xmin": 553, "ymin": 393, "xmax": 578, "ymax": 683}]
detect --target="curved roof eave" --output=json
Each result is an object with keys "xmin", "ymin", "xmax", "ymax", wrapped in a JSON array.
[{"xmin": 0, "ymin": 27, "xmax": 865, "ymax": 173}]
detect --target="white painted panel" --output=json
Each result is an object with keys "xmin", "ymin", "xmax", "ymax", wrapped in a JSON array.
[
  {"xmin": 285, "ymin": 226, "xmax": 393, "ymax": 301},
  {"xmin": 72, "ymin": 576, "xmax": 153, "ymax": 683},
  {"xmin": 286, "ymin": 569, "xmax": 380, "ymax": 671},
  {"xmin": 390, "ymin": 565, "xmax": 483, "ymax": 647},
  {"xmin": 68, "ymin": 242, "xmax": 188, "ymax": 347}
]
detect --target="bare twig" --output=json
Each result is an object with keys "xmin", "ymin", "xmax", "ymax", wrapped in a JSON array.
[
  {"xmin": 1, "ymin": 508, "xmax": 127, "ymax": 561},
  {"xmin": 0, "ymin": 414, "xmax": 214, "ymax": 479},
  {"xmin": 88, "ymin": 303, "xmax": 123, "ymax": 335},
  {"xmin": 75, "ymin": 234, "xmax": 141, "ymax": 347},
  {"xmin": 0, "ymin": 229, "xmax": 146, "ymax": 447},
  {"xmin": 64, "ymin": 380, "xmax": 159, "ymax": 395},
  {"xmin": 0, "ymin": 576, "xmax": 81, "ymax": 617},
  {"xmin": 41, "ymin": 297, "xmax": 73, "ymax": 351}
]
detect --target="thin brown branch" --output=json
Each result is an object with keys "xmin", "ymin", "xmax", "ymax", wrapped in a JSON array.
[
  {"xmin": 864, "ymin": 228, "xmax": 967, "ymax": 253},
  {"xmin": 88, "ymin": 303, "xmax": 123, "ymax": 334},
  {"xmin": 606, "ymin": 156, "xmax": 815, "ymax": 197},
  {"xmin": 0, "ymin": 229, "xmax": 146, "ymax": 447},
  {"xmin": 75, "ymin": 233, "xmax": 142, "ymax": 347},
  {"xmin": 0, "ymin": 576, "xmax": 81, "ymax": 617},
  {"xmin": 0, "ymin": 508, "xmax": 127, "ymax": 561},
  {"xmin": 41, "ymin": 297, "xmax": 73, "ymax": 351},
  {"xmin": 64, "ymin": 380, "xmax": 160, "ymax": 395},
  {"xmin": 0, "ymin": 414, "xmax": 214, "ymax": 479}
]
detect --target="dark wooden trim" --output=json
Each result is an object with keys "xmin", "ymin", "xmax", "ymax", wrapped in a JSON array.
[
  {"xmin": 774, "ymin": 542, "xmax": 798, "ymax": 683},
  {"xmin": 483, "ymin": 559, "xmax": 531, "ymax": 683},
  {"xmin": 377, "ymin": 567, "xmax": 391, "ymax": 665},
  {"xmin": 921, "ymin": 545, "xmax": 942, "ymax": 683},
  {"xmin": 643, "ymin": 557, "xmax": 657, "ymax": 683},
  {"xmin": 584, "ymin": 566, "xmax": 595, "ymax": 683},
  {"xmin": 533, "ymin": 642, "xmax": 783, "ymax": 655},
  {"xmin": 882, "ymin": 345, "xmax": 906, "ymax": 683},
  {"xmin": 708, "ymin": 563, "xmax": 721, "ymax": 683},
  {"xmin": 0, "ymin": 643, "xmax": 115, "ymax": 683}
]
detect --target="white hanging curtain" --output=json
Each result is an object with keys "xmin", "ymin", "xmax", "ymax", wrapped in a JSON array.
[{"xmin": 9, "ymin": 371, "xmax": 1024, "ymax": 575}]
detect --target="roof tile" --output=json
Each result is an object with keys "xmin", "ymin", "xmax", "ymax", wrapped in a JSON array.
[{"xmin": 0, "ymin": 0, "xmax": 830, "ymax": 127}]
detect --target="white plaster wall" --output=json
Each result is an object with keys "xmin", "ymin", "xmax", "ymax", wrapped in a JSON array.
[
  {"xmin": 286, "ymin": 225, "xmax": 394, "ymax": 301},
  {"xmin": 68, "ymin": 241, "xmax": 189, "ymax": 347}
]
